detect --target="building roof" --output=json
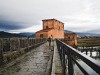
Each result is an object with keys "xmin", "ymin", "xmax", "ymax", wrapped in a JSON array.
[
  {"xmin": 42, "ymin": 18, "xmax": 64, "ymax": 24},
  {"xmin": 36, "ymin": 28, "xmax": 53, "ymax": 33}
]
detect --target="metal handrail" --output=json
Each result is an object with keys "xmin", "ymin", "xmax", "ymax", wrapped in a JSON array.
[{"xmin": 56, "ymin": 39, "xmax": 100, "ymax": 75}]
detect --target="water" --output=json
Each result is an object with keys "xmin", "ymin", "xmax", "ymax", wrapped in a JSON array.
[
  {"xmin": 74, "ymin": 50, "xmax": 100, "ymax": 75},
  {"xmin": 83, "ymin": 51, "xmax": 100, "ymax": 57}
]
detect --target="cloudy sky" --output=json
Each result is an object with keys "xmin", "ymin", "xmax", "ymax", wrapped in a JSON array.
[{"xmin": 0, "ymin": 0, "xmax": 100, "ymax": 33}]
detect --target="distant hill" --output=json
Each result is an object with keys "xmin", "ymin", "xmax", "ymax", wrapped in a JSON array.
[
  {"xmin": 0, "ymin": 31, "xmax": 35, "ymax": 38},
  {"xmin": 1, "ymin": 30, "xmax": 100, "ymax": 38},
  {"xmin": 0, "ymin": 31, "xmax": 21, "ymax": 38},
  {"xmin": 64, "ymin": 30, "xmax": 75, "ymax": 34},
  {"xmin": 75, "ymin": 32, "xmax": 100, "ymax": 37},
  {"xmin": 64, "ymin": 30, "xmax": 100, "ymax": 37},
  {"xmin": 19, "ymin": 32, "xmax": 35, "ymax": 37}
]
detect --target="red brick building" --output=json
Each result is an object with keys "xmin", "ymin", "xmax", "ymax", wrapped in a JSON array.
[
  {"xmin": 36, "ymin": 19, "xmax": 64, "ymax": 39},
  {"xmin": 64, "ymin": 32, "xmax": 77, "ymax": 48},
  {"xmin": 36, "ymin": 19, "xmax": 77, "ymax": 48}
]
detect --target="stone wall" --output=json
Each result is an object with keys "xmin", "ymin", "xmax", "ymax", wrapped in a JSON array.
[
  {"xmin": 43, "ymin": 20, "xmax": 54, "ymax": 29},
  {"xmin": 36, "ymin": 31, "xmax": 49, "ymax": 38},
  {"xmin": 36, "ymin": 19, "xmax": 64, "ymax": 39},
  {"xmin": 48, "ymin": 29, "xmax": 64, "ymax": 39},
  {"xmin": 64, "ymin": 33, "xmax": 77, "ymax": 48},
  {"xmin": 0, "ymin": 38, "xmax": 46, "ymax": 65}
]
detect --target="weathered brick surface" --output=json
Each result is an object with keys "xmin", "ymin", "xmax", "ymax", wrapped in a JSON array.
[
  {"xmin": 36, "ymin": 19, "xmax": 64, "ymax": 39},
  {"xmin": 64, "ymin": 33, "xmax": 77, "ymax": 48},
  {"xmin": 36, "ymin": 19, "xmax": 77, "ymax": 48},
  {"xmin": 0, "ymin": 42, "xmax": 52, "ymax": 75}
]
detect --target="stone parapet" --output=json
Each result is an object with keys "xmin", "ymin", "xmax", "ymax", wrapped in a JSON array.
[{"xmin": 51, "ymin": 41, "xmax": 63, "ymax": 75}]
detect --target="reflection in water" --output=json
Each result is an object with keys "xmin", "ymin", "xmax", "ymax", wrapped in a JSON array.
[{"xmin": 74, "ymin": 51, "xmax": 100, "ymax": 75}]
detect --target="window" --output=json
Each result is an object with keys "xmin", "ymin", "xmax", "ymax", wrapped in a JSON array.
[
  {"xmin": 73, "ymin": 37, "xmax": 74, "ymax": 39},
  {"xmin": 40, "ymin": 34, "xmax": 43, "ymax": 38},
  {"xmin": 68, "ymin": 37, "xmax": 70, "ymax": 39},
  {"xmin": 46, "ymin": 26, "xmax": 48, "ymax": 29},
  {"xmin": 59, "ymin": 26, "xmax": 60, "ymax": 30}
]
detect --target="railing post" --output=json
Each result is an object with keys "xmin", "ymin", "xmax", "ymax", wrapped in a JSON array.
[
  {"xmin": 56, "ymin": 40, "xmax": 66, "ymax": 75},
  {"xmin": 68, "ymin": 48, "xmax": 74, "ymax": 75},
  {"xmin": 0, "ymin": 39, "xmax": 3, "ymax": 64},
  {"xmin": 27, "ymin": 37, "xmax": 29, "ymax": 50},
  {"xmin": 62, "ymin": 45, "xmax": 66, "ymax": 75},
  {"xmin": 17, "ymin": 38, "xmax": 20, "ymax": 51}
]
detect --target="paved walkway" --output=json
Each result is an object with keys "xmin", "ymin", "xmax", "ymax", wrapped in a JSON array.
[{"xmin": 0, "ymin": 42, "xmax": 52, "ymax": 75}]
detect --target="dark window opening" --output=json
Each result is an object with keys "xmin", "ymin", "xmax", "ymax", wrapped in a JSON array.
[
  {"xmin": 46, "ymin": 26, "xmax": 48, "ymax": 29},
  {"xmin": 68, "ymin": 37, "xmax": 70, "ymax": 39},
  {"xmin": 59, "ymin": 26, "xmax": 60, "ymax": 30},
  {"xmin": 40, "ymin": 34, "xmax": 43, "ymax": 38}
]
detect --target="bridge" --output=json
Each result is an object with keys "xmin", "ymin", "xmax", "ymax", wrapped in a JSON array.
[{"xmin": 0, "ymin": 38, "xmax": 100, "ymax": 75}]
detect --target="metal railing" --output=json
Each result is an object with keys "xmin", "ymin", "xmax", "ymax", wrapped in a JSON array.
[{"xmin": 56, "ymin": 39, "xmax": 100, "ymax": 75}]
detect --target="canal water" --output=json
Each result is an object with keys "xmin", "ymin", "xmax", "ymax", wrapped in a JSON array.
[{"xmin": 74, "ymin": 49, "xmax": 100, "ymax": 75}]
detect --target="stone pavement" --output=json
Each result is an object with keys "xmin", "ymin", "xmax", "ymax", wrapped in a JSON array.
[{"xmin": 0, "ymin": 42, "xmax": 53, "ymax": 75}]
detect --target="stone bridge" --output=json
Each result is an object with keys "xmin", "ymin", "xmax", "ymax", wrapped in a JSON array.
[
  {"xmin": 0, "ymin": 38, "xmax": 100, "ymax": 75},
  {"xmin": 0, "ymin": 41, "xmax": 63, "ymax": 75}
]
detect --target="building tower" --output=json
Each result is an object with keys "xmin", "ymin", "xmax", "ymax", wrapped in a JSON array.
[{"xmin": 36, "ymin": 19, "xmax": 64, "ymax": 39}]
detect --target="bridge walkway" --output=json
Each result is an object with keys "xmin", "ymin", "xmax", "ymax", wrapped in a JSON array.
[{"xmin": 0, "ymin": 42, "xmax": 53, "ymax": 75}]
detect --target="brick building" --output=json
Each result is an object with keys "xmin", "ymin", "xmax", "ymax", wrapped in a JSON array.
[
  {"xmin": 36, "ymin": 19, "xmax": 64, "ymax": 39},
  {"xmin": 36, "ymin": 19, "xmax": 77, "ymax": 48},
  {"xmin": 64, "ymin": 32, "xmax": 77, "ymax": 48}
]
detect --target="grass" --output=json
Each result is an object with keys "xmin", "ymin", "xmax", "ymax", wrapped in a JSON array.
[
  {"xmin": 78, "ymin": 42, "xmax": 100, "ymax": 47},
  {"xmin": 77, "ymin": 38, "xmax": 100, "ymax": 47}
]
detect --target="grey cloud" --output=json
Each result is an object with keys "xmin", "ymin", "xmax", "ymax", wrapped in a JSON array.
[
  {"xmin": 62, "ymin": 18, "xmax": 93, "ymax": 24},
  {"xmin": 0, "ymin": 22, "xmax": 26, "ymax": 30},
  {"xmin": 0, "ymin": 15, "xmax": 40, "ymax": 31},
  {"xmin": 0, "ymin": 0, "xmax": 100, "ymax": 33},
  {"xmin": 87, "ymin": 28, "xmax": 100, "ymax": 34}
]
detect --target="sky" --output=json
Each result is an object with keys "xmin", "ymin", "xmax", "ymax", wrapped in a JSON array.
[{"xmin": 0, "ymin": 0, "xmax": 100, "ymax": 33}]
